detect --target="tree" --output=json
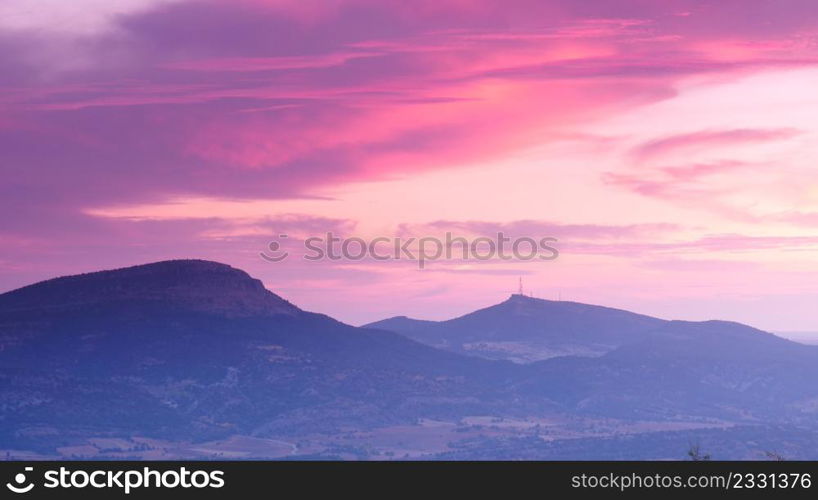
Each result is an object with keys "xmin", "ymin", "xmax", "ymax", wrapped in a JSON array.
[
  {"xmin": 763, "ymin": 450, "xmax": 786, "ymax": 461},
  {"xmin": 687, "ymin": 443, "xmax": 711, "ymax": 461}
]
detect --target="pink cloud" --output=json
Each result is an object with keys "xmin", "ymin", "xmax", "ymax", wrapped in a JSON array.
[
  {"xmin": 632, "ymin": 128, "xmax": 801, "ymax": 162},
  {"xmin": 406, "ymin": 220, "xmax": 680, "ymax": 240},
  {"xmin": 659, "ymin": 160, "xmax": 751, "ymax": 181},
  {"xmin": 567, "ymin": 234, "xmax": 818, "ymax": 257},
  {"xmin": 603, "ymin": 160, "xmax": 756, "ymax": 200},
  {"xmin": 165, "ymin": 51, "xmax": 382, "ymax": 72},
  {"xmin": 771, "ymin": 211, "xmax": 818, "ymax": 227}
]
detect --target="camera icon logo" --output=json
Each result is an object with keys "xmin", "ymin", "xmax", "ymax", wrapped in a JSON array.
[{"xmin": 6, "ymin": 467, "xmax": 34, "ymax": 494}]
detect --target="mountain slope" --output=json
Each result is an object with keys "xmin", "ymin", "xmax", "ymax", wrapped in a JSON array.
[
  {"xmin": 365, "ymin": 294, "xmax": 668, "ymax": 362},
  {"xmin": 0, "ymin": 259, "xmax": 299, "ymax": 318},
  {"xmin": 0, "ymin": 260, "xmax": 530, "ymax": 452},
  {"xmin": 521, "ymin": 319, "xmax": 818, "ymax": 420},
  {"xmin": 365, "ymin": 294, "xmax": 818, "ymax": 421}
]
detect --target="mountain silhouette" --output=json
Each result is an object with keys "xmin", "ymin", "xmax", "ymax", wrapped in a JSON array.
[
  {"xmin": 2, "ymin": 260, "xmax": 818, "ymax": 458},
  {"xmin": 0, "ymin": 260, "xmax": 526, "ymax": 453},
  {"xmin": 0, "ymin": 259, "xmax": 299, "ymax": 317},
  {"xmin": 367, "ymin": 293, "xmax": 818, "ymax": 420},
  {"xmin": 364, "ymin": 293, "xmax": 782, "ymax": 363}
]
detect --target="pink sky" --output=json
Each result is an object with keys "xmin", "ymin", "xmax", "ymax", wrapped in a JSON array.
[{"xmin": 2, "ymin": 0, "xmax": 818, "ymax": 331}]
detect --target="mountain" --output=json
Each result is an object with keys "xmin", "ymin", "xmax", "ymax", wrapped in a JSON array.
[
  {"xmin": 3, "ymin": 261, "xmax": 818, "ymax": 459},
  {"xmin": 367, "ymin": 294, "xmax": 818, "ymax": 421},
  {"xmin": 365, "ymin": 294, "xmax": 668, "ymax": 362},
  {"xmin": 0, "ymin": 259, "xmax": 300, "ymax": 318},
  {"xmin": 364, "ymin": 294, "xmax": 808, "ymax": 364},
  {"xmin": 0, "ymin": 260, "xmax": 529, "ymax": 454}
]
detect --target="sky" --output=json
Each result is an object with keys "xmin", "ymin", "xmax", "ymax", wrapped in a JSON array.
[{"xmin": 2, "ymin": 0, "xmax": 818, "ymax": 330}]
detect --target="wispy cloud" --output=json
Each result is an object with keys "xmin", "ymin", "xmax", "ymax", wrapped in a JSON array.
[{"xmin": 632, "ymin": 128, "xmax": 801, "ymax": 162}]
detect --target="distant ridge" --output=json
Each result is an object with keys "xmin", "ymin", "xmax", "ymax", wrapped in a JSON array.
[{"xmin": 364, "ymin": 292, "xmax": 779, "ymax": 363}]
